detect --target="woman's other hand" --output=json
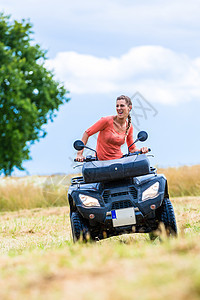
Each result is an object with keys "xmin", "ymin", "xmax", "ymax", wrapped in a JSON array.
[
  {"xmin": 76, "ymin": 152, "xmax": 85, "ymax": 162},
  {"xmin": 140, "ymin": 147, "xmax": 149, "ymax": 154}
]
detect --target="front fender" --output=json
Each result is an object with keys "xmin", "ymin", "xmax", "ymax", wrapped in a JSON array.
[
  {"xmin": 136, "ymin": 174, "xmax": 167, "ymax": 215},
  {"xmin": 69, "ymin": 190, "xmax": 106, "ymax": 223},
  {"xmin": 77, "ymin": 205, "xmax": 106, "ymax": 224}
]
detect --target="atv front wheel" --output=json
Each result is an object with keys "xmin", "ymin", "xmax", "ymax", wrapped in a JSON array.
[
  {"xmin": 157, "ymin": 198, "xmax": 178, "ymax": 237},
  {"xmin": 70, "ymin": 212, "xmax": 90, "ymax": 242}
]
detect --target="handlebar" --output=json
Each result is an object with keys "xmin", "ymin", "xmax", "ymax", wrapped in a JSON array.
[
  {"xmin": 133, "ymin": 148, "xmax": 151, "ymax": 155},
  {"xmin": 74, "ymin": 148, "xmax": 152, "ymax": 162},
  {"xmin": 123, "ymin": 148, "xmax": 151, "ymax": 157},
  {"xmin": 74, "ymin": 155, "xmax": 96, "ymax": 162}
]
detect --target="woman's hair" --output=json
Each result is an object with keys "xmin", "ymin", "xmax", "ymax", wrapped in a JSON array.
[{"xmin": 116, "ymin": 95, "xmax": 132, "ymax": 136}]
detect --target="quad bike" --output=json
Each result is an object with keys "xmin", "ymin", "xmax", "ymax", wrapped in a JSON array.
[{"xmin": 68, "ymin": 131, "xmax": 177, "ymax": 242}]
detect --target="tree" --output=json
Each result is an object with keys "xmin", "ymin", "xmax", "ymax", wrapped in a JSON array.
[{"xmin": 0, "ymin": 13, "xmax": 70, "ymax": 175}]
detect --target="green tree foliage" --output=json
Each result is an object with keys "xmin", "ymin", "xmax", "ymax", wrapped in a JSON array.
[{"xmin": 0, "ymin": 13, "xmax": 70, "ymax": 175}]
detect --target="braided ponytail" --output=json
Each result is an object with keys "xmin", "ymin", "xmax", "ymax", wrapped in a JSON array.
[{"xmin": 126, "ymin": 113, "xmax": 131, "ymax": 136}]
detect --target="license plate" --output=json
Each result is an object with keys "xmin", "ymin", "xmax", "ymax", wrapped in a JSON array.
[{"xmin": 111, "ymin": 207, "xmax": 136, "ymax": 227}]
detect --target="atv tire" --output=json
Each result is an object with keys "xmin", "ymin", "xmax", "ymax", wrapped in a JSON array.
[
  {"xmin": 70, "ymin": 211, "xmax": 90, "ymax": 242},
  {"xmin": 157, "ymin": 198, "xmax": 178, "ymax": 237}
]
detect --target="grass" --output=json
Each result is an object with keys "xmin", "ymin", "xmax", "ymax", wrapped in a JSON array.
[
  {"xmin": 0, "ymin": 165, "xmax": 200, "ymax": 212},
  {"xmin": 0, "ymin": 197, "xmax": 200, "ymax": 299},
  {"xmin": 0, "ymin": 174, "xmax": 74, "ymax": 211},
  {"xmin": 159, "ymin": 164, "xmax": 200, "ymax": 197}
]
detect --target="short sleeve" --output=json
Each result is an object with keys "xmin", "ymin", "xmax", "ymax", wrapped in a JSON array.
[{"xmin": 85, "ymin": 116, "xmax": 110, "ymax": 137}]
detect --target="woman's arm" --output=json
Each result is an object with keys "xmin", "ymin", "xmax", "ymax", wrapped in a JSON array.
[
  {"xmin": 75, "ymin": 117, "xmax": 109, "ymax": 162},
  {"xmin": 126, "ymin": 125, "xmax": 137, "ymax": 152},
  {"xmin": 76, "ymin": 131, "xmax": 89, "ymax": 162},
  {"xmin": 127, "ymin": 125, "xmax": 148, "ymax": 154}
]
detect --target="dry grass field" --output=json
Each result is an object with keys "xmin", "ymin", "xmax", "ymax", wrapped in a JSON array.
[
  {"xmin": 0, "ymin": 197, "xmax": 199, "ymax": 300},
  {"xmin": 0, "ymin": 174, "xmax": 73, "ymax": 211},
  {"xmin": 159, "ymin": 165, "xmax": 200, "ymax": 197},
  {"xmin": 0, "ymin": 165, "xmax": 199, "ymax": 299},
  {"xmin": 0, "ymin": 165, "xmax": 200, "ymax": 211}
]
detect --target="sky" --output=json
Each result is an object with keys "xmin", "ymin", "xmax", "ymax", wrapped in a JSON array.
[{"xmin": 1, "ymin": 0, "xmax": 200, "ymax": 175}]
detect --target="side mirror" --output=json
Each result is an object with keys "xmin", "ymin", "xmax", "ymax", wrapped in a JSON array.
[
  {"xmin": 128, "ymin": 130, "xmax": 148, "ymax": 153},
  {"xmin": 73, "ymin": 140, "xmax": 85, "ymax": 151},
  {"xmin": 73, "ymin": 140, "xmax": 98, "ymax": 160},
  {"xmin": 137, "ymin": 131, "xmax": 148, "ymax": 142}
]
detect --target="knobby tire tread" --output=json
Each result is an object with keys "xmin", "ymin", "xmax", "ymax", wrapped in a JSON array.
[
  {"xmin": 71, "ymin": 212, "xmax": 89, "ymax": 242},
  {"xmin": 159, "ymin": 198, "xmax": 178, "ymax": 236}
]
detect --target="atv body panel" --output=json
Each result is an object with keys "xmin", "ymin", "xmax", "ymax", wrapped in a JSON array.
[{"xmin": 68, "ymin": 154, "xmax": 169, "ymax": 238}]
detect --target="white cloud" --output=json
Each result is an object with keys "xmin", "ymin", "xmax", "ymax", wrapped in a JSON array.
[{"xmin": 46, "ymin": 46, "xmax": 200, "ymax": 105}]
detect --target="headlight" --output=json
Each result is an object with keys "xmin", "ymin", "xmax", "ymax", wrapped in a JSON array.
[
  {"xmin": 79, "ymin": 194, "xmax": 100, "ymax": 207},
  {"xmin": 142, "ymin": 182, "xmax": 159, "ymax": 201}
]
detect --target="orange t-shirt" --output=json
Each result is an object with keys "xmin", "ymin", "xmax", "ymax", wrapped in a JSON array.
[{"xmin": 85, "ymin": 116, "xmax": 136, "ymax": 160}]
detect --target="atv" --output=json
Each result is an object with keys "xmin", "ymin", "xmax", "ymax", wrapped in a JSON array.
[{"xmin": 68, "ymin": 131, "xmax": 177, "ymax": 242}]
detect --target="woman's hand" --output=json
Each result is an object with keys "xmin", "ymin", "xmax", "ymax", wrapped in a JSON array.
[
  {"xmin": 140, "ymin": 147, "xmax": 149, "ymax": 154},
  {"xmin": 132, "ymin": 147, "xmax": 149, "ymax": 154},
  {"xmin": 76, "ymin": 152, "xmax": 85, "ymax": 162}
]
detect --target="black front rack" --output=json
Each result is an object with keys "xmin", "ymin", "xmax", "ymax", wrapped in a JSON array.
[
  {"xmin": 71, "ymin": 176, "xmax": 85, "ymax": 185},
  {"xmin": 71, "ymin": 167, "xmax": 156, "ymax": 185}
]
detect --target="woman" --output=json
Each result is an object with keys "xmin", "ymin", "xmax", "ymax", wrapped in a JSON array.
[{"xmin": 76, "ymin": 95, "xmax": 148, "ymax": 162}]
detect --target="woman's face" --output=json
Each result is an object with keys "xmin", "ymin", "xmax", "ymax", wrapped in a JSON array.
[{"xmin": 116, "ymin": 99, "xmax": 132, "ymax": 119}]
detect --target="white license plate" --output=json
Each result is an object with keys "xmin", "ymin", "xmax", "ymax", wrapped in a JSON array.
[{"xmin": 111, "ymin": 207, "xmax": 136, "ymax": 227}]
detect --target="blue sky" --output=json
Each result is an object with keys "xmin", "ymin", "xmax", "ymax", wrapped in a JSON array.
[{"xmin": 1, "ymin": 0, "xmax": 200, "ymax": 175}]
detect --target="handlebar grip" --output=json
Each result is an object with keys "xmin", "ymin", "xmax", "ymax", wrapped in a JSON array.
[
  {"xmin": 74, "ymin": 158, "xmax": 86, "ymax": 162},
  {"xmin": 74, "ymin": 156, "xmax": 97, "ymax": 162},
  {"xmin": 139, "ymin": 148, "xmax": 151, "ymax": 154}
]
